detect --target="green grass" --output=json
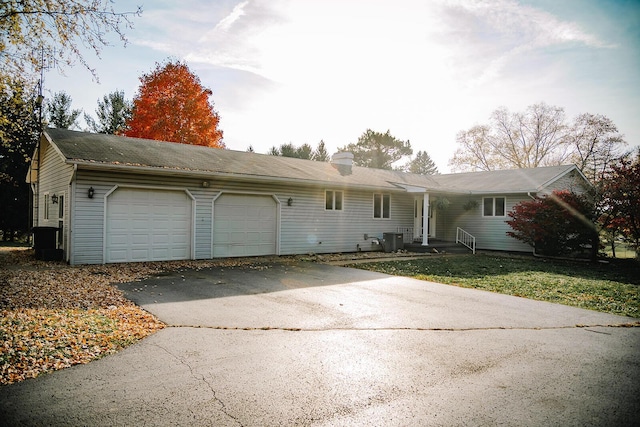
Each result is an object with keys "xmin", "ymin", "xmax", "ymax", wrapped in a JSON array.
[
  {"xmin": 348, "ymin": 254, "xmax": 640, "ymax": 318},
  {"xmin": 603, "ymin": 243, "xmax": 637, "ymax": 259}
]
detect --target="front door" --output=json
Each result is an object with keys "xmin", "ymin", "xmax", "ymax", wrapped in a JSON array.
[
  {"xmin": 413, "ymin": 198, "xmax": 423, "ymax": 241},
  {"xmin": 428, "ymin": 204, "xmax": 436, "ymax": 237}
]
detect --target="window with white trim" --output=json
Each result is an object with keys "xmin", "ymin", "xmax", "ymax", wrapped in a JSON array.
[
  {"xmin": 483, "ymin": 197, "xmax": 506, "ymax": 217},
  {"xmin": 373, "ymin": 194, "xmax": 390, "ymax": 219},
  {"xmin": 325, "ymin": 190, "xmax": 343, "ymax": 210}
]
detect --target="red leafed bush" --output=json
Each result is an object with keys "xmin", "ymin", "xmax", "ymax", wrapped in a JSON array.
[{"xmin": 506, "ymin": 190, "xmax": 599, "ymax": 258}]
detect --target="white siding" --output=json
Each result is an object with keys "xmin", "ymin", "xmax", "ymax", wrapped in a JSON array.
[
  {"xmin": 432, "ymin": 170, "xmax": 592, "ymax": 253},
  {"xmin": 105, "ymin": 188, "xmax": 192, "ymax": 263},
  {"xmin": 72, "ymin": 171, "xmax": 201, "ymax": 264},
  {"xmin": 437, "ymin": 194, "xmax": 532, "ymax": 252},
  {"xmin": 70, "ymin": 169, "xmax": 416, "ymax": 264},
  {"xmin": 37, "ymin": 142, "xmax": 73, "ymax": 225},
  {"xmin": 279, "ymin": 188, "xmax": 413, "ymax": 255},
  {"xmin": 539, "ymin": 170, "xmax": 590, "ymax": 196},
  {"xmin": 36, "ymin": 141, "xmax": 74, "ymax": 256}
]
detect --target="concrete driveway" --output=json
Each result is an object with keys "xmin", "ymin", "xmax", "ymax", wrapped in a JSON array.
[{"xmin": 1, "ymin": 261, "xmax": 639, "ymax": 426}]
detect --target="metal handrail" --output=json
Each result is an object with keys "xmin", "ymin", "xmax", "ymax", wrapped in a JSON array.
[{"xmin": 456, "ymin": 227, "xmax": 476, "ymax": 254}]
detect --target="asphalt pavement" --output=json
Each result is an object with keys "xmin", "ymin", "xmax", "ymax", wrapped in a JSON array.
[{"xmin": 1, "ymin": 261, "xmax": 639, "ymax": 426}]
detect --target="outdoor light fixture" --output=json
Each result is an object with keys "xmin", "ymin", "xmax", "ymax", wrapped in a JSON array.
[
  {"xmin": 88, "ymin": 187, "xmax": 95, "ymax": 199},
  {"xmin": 51, "ymin": 194, "xmax": 58, "ymax": 204},
  {"xmin": 287, "ymin": 197, "xmax": 293, "ymax": 206},
  {"xmin": 202, "ymin": 181, "xmax": 210, "ymax": 188}
]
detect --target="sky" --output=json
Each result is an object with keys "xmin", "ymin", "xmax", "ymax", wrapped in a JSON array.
[{"xmin": 45, "ymin": 0, "xmax": 640, "ymax": 173}]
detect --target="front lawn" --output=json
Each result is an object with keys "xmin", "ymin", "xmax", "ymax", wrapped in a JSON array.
[{"xmin": 348, "ymin": 254, "xmax": 640, "ymax": 318}]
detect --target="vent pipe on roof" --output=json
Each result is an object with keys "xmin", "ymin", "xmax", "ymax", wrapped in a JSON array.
[{"xmin": 331, "ymin": 152, "xmax": 354, "ymax": 176}]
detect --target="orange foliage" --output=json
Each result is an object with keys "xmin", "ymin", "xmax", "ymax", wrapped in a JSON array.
[{"xmin": 125, "ymin": 60, "xmax": 224, "ymax": 148}]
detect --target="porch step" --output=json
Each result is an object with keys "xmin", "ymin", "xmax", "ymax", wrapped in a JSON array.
[{"xmin": 404, "ymin": 240, "xmax": 473, "ymax": 254}]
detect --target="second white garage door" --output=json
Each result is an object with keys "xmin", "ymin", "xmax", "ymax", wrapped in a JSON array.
[
  {"xmin": 213, "ymin": 194, "xmax": 277, "ymax": 257},
  {"xmin": 105, "ymin": 188, "xmax": 192, "ymax": 263}
]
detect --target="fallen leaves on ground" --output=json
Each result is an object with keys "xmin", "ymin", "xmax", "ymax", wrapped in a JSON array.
[
  {"xmin": 0, "ymin": 246, "xmax": 411, "ymax": 385},
  {"xmin": 0, "ymin": 248, "xmax": 170, "ymax": 385},
  {"xmin": 1, "ymin": 306, "xmax": 164, "ymax": 384}
]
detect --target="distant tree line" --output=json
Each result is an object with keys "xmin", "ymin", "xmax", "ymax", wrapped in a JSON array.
[
  {"xmin": 270, "ymin": 129, "xmax": 439, "ymax": 174},
  {"xmin": 450, "ymin": 102, "xmax": 627, "ymax": 182}
]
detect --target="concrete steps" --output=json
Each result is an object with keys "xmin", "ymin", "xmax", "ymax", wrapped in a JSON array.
[{"xmin": 404, "ymin": 239, "xmax": 473, "ymax": 254}]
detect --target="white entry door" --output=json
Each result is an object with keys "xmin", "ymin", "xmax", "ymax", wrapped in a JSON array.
[
  {"xmin": 213, "ymin": 194, "xmax": 277, "ymax": 257},
  {"xmin": 105, "ymin": 188, "xmax": 192, "ymax": 263}
]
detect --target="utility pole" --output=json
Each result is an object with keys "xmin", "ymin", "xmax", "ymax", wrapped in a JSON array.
[{"xmin": 31, "ymin": 48, "xmax": 54, "ymax": 230}]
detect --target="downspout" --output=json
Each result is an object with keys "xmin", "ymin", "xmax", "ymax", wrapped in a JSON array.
[
  {"xmin": 66, "ymin": 164, "xmax": 77, "ymax": 264},
  {"xmin": 33, "ymin": 135, "xmax": 42, "ymax": 229},
  {"xmin": 422, "ymin": 193, "xmax": 429, "ymax": 246}
]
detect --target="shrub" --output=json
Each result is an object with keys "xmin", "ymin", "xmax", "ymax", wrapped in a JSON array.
[{"xmin": 506, "ymin": 190, "xmax": 599, "ymax": 259}]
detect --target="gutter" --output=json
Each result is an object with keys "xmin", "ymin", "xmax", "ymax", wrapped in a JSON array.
[{"xmin": 66, "ymin": 160, "xmax": 410, "ymax": 193}]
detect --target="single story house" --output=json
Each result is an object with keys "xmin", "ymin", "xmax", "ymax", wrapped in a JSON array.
[{"xmin": 27, "ymin": 128, "xmax": 591, "ymax": 264}]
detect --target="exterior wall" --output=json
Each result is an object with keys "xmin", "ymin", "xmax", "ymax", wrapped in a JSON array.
[
  {"xmin": 36, "ymin": 141, "xmax": 74, "ymax": 254},
  {"xmin": 71, "ymin": 169, "xmax": 415, "ymax": 264},
  {"xmin": 56, "ymin": 166, "xmax": 595, "ymax": 263},
  {"xmin": 437, "ymin": 194, "xmax": 532, "ymax": 252},
  {"xmin": 72, "ymin": 170, "xmax": 214, "ymax": 265},
  {"xmin": 539, "ymin": 169, "xmax": 591, "ymax": 196},
  {"xmin": 280, "ymin": 187, "xmax": 413, "ymax": 255},
  {"xmin": 434, "ymin": 170, "xmax": 592, "ymax": 253}
]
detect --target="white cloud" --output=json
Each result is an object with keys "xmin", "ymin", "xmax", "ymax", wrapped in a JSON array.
[
  {"xmin": 433, "ymin": 0, "xmax": 614, "ymax": 86},
  {"xmin": 212, "ymin": 0, "xmax": 249, "ymax": 33},
  {"xmin": 44, "ymin": 0, "xmax": 638, "ymax": 173}
]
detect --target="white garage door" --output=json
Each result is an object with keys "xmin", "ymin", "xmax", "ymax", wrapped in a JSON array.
[
  {"xmin": 213, "ymin": 194, "xmax": 277, "ymax": 257},
  {"xmin": 106, "ymin": 188, "xmax": 192, "ymax": 263}
]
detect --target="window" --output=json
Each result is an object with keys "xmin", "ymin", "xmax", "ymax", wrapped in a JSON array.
[
  {"xmin": 374, "ymin": 194, "xmax": 390, "ymax": 218},
  {"xmin": 43, "ymin": 194, "xmax": 49, "ymax": 220},
  {"xmin": 58, "ymin": 195, "xmax": 65, "ymax": 219},
  {"xmin": 483, "ymin": 197, "xmax": 506, "ymax": 217},
  {"xmin": 325, "ymin": 190, "xmax": 343, "ymax": 210}
]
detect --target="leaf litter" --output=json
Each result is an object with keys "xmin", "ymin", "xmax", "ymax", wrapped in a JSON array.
[
  {"xmin": 0, "ymin": 249, "xmax": 172, "ymax": 385},
  {"xmin": 0, "ymin": 246, "xmax": 420, "ymax": 385}
]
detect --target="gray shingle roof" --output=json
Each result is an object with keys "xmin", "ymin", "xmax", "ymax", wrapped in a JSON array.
[
  {"xmin": 434, "ymin": 165, "xmax": 581, "ymax": 193},
  {"xmin": 44, "ymin": 128, "xmax": 580, "ymax": 194}
]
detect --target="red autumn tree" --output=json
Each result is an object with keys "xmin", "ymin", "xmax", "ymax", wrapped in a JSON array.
[
  {"xmin": 125, "ymin": 60, "xmax": 224, "ymax": 148},
  {"xmin": 598, "ymin": 150, "xmax": 640, "ymax": 258},
  {"xmin": 506, "ymin": 190, "xmax": 599, "ymax": 259}
]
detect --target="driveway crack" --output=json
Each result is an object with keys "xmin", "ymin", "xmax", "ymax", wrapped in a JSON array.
[
  {"xmin": 152, "ymin": 344, "xmax": 244, "ymax": 426},
  {"xmin": 165, "ymin": 322, "xmax": 640, "ymax": 332}
]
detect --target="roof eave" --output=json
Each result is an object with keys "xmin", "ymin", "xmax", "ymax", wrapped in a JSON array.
[
  {"xmin": 537, "ymin": 164, "xmax": 592, "ymax": 191},
  {"xmin": 68, "ymin": 160, "xmax": 409, "ymax": 192},
  {"xmin": 467, "ymin": 189, "xmax": 538, "ymax": 195}
]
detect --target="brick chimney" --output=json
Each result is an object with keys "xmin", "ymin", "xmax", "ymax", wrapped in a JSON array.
[{"xmin": 330, "ymin": 152, "xmax": 354, "ymax": 175}]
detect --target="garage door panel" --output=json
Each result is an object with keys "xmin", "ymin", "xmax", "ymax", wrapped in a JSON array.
[
  {"xmin": 170, "ymin": 234, "xmax": 188, "ymax": 244},
  {"xmin": 261, "ymin": 232, "xmax": 275, "ymax": 243},
  {"xmin": 131, "ymin": 234, "xmax": 150, "ymax": 245},
  {"xmin": 152, "ymin": 248, "xmax": 169, "ymax": 258},
  {"xmin": 131, "ymin": 249, "xmax": 151, "ymax": 261},
  {"xmin": 230, "ymin": 231, "xmax": 247, "ymax": 243},
  {"xmin": 214, "ymin": 194, "xmax": 277, "ymax": 258},
  {"xmin": 245, "ymin": 231, "xmax": 262, "ymax": 243},
  {"xmin": 132, "ymin": 205, "xmax": 148, "ymax": 215},
  {"xmin": 106, "ymin": 188, "xmax": 192, "ymax": 263},
  {"xmin": 152, "ymin": 234, "xmax": 169, "ymax": 245}
]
